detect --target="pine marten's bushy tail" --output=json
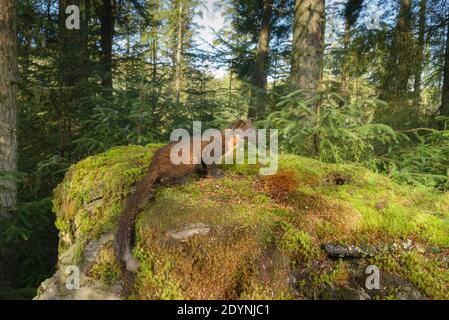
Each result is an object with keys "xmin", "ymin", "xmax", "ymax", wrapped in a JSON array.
[{"xmin": 114, "ymin": 171, "xmax": 158, "ymax": 295}]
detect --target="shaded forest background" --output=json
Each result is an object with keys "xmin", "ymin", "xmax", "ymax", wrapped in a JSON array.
[{"xmin": 0, "ymin": 0, "xmax": 448, "ymax": 299}]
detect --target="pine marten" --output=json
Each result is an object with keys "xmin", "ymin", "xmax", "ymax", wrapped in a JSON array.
[{"xmin": 114, "ymin": 119, "xmax": 255, "ymax": 295}]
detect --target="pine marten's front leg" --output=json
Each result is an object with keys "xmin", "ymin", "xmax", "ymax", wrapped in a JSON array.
[{"xmin": 203, "ymin": 162, "xmax": 224, "ymax": 179}]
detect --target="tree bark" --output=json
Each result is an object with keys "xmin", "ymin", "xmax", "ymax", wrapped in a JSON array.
[
  {"xmin": 413, "ymin": 0, "xmax": 426, "ymax": 105},
  {"xmin": 99, "ymin": 0, "xmax": 114, "ymax": 99},
  {"xmin": 441, "ymin": 23, "xmax": 449, "ymax": 118},
  {"xmin": 0, "ymin": 0, "xmax": 18, "ymax": 218},
  {"xmin": 248, "ymin": 0, "xmax": 274, "ymax": 119},
  {"xmin": 151, "ymin": 17, "xmax": 159, "ymax": 108},
  {"xmin": 291, "ymin": 0, "xmax": 325, "ymax": 99},
  {"xmin": 58, "ymin": 0, "xmax": 89, "ymax": 160},
  {"xmin": 341, "ymin": 0, "xmax": 363, "ymax": 96},
  {"xmin": 341, "ymin": 21, "xmax": 351, "ymax": 95},
  {"xmin": 175, "ymin": 0, "xmax": 183, "ymax": 107},
  {"xmin": 59, "ymin": 0, "xmax": 89, "ymax": 94},
  {"xmin": 383, "ymin": 0, "xmax": 413, "ymax": 98}
]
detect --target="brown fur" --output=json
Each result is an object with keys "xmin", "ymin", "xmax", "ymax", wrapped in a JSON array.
[{"xmin": 114, "ymin": 120, "xmax": 254, "ymax": 297}]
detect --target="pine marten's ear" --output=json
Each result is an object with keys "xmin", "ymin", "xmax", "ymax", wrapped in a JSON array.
[
  {"xmin": 230, "ymin": 119, "xmax": 254, "ymax": 130},
  {"xmin": 230, "ymin": 119, "xmax": 242, "ymax": 129}
]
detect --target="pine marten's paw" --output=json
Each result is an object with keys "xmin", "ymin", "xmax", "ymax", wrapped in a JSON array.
[{"xmin": 214, "ymin": 171, "xmax": 224, "ymax": 179}]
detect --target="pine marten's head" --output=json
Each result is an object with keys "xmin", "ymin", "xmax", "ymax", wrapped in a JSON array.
[
  {"xmin": 228, "ymin": 119, "xmax": 255, "ymax": 132},
  {"xmin": 224, "ymin": 119, "xmax": 256, "ymax": 153}
]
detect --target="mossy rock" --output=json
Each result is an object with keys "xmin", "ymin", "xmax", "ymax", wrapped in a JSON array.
[{"xmin": 36, "ymin": 144, "xmax": 449, "ymax": 300}]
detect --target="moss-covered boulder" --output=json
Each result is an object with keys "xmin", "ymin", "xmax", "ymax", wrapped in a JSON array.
[{"xmin": 35, "ymin": 144, "xmax": 449, "ymax": 300}]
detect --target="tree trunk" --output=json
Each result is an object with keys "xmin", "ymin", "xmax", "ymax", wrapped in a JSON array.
[
  {"xmin": 383, "ymin": 0, "xmax": 413, "ymax": 98},
  {"xmin": 341, "ymin": 0, "xmax": 363, "ymax": 96},
  {"xmin": 99, "ymin": 0, "xmax": 114, "ymax": 99},
  {"xmin": 175, "ymin": 0, "xmax": 183, "ymax": 107},
  {"xmin": 291, "ymin": 0, "xmax": 325, "ymax": 99},
  {"xmin": 151, "ymin": 23, "xmax": 158, "ymax": 106},
  {"xmin": 341, "ymin": 21, "xmax": 351, "ymax": 95},
  {"xmin": 248, "ymin": 0, "xmax": 274, "ymax": 119},
  {"xmin": 441, "ymin": 23, "xmax": 449, "ymax": 118},
  {"xmin": 58, "ymin": 0, "xmax": 89, "ymax": 160},
  {"xmin": 0, "ymin": 0, "xmax": 18, "ymax": 218},
  {"xmin": 413, "ymin": 0, "xmax": 426, "ymax": 105},
  {"xmin": 59, "ymin": 0, "xmax": 89, "ymax": 94},
  {"xmin": 149, "ymin": 0, "xmax": 160, "ymax": 110}
]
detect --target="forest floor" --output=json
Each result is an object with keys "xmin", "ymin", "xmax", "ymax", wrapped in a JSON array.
[{"xmin": 35, "ymin": 144, "xmax": 449, "ymax": 300}]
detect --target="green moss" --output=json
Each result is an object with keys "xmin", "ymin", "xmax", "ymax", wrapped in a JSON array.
[
  {"xmin": 269, "ymin": 208, "xmax": 293, "ymax": 218},
  {"xmin": 372, "ymin": 252, "xmax": 449, "ymax": 300},
  {"xmin": 239, "ymin": 285, "xmax": 295, "ymax": 300},
  {"xmin": 371, "ymin": 287, "xmax": 402, "ymax": 300},
  {"xmin": 53, "ymin": 145, "xmax": 161, "ymax": 255},
  {"xmin": 55, "ymin": 218, "xmax": 70, "ymax": 236},
  {"xmin": 223, "ymin": 164, "xmax": 260, "ymax": 175},
  {"xmin": 324, "ymin": 165, "xmax": 449, "ymax": 247},
  {"xmin": 253, "ymin": 193, "xmax": 270, "ymax": 204},
  {"xmin": 314, "ymin": 220, "xmax": 340, "ymax": 241},
  {"xmin": 88, "ymin": 245, "xmax": 121, "ymax": 285},
  {"xmin": 277, "ymin": 223, "xmax": 320, "ymax": 265},
  {"xmin": 90, "ymin": 263, "xmax": 120, "ymax": 285},
  {"xmin": 132, "ymin": 246, "xmax": 185, "ymax": 300},
  {"xmin": 310, "ymin": 260, "xmax": 349, "ymax": 287},
  {"xmin": 71, "ymin": 238, "xmax": 87, "ymax": 265},
  {"xmin": 52, "ymin": 145, "xmax": 449, "ymax": 300}
]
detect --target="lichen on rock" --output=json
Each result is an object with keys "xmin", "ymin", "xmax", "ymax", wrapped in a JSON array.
[{"xmin": 35, "ymin": 144, "xmax": 449, "ymax": 300}]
